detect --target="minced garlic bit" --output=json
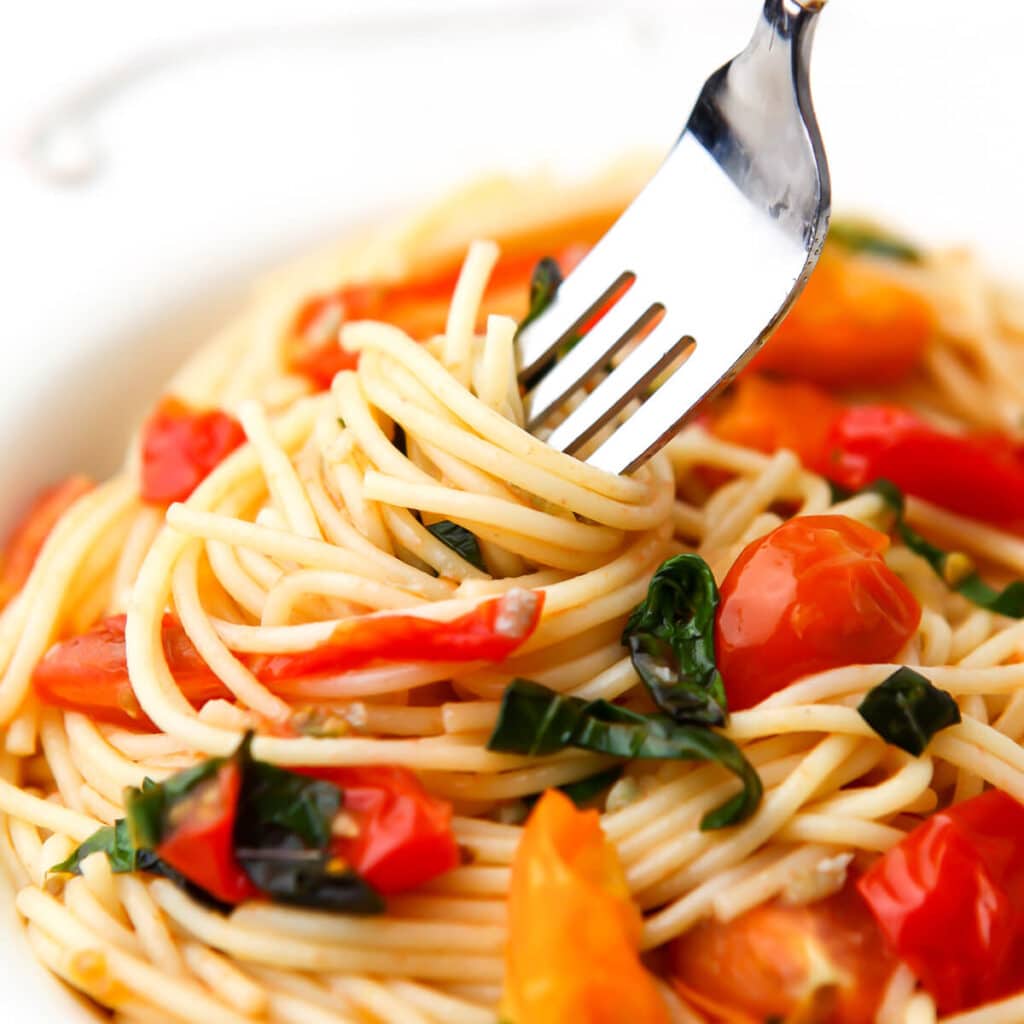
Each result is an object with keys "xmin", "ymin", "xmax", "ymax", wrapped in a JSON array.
[
  {"xmin": 493, "ymin": 589, "xmax": 539, "ymax": 638},
  {"xmin": 781, "ymin": 852, "xmax": 854, "ymax": 907}
]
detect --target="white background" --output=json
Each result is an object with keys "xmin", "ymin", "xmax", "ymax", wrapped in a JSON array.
[{"xmin": 1, "ymin": 1, "xmax": 1023, "ymax": 1019}]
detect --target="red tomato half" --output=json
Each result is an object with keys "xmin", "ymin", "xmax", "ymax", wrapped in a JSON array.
[
  {"xmin": 155, "ymin": 759, "xmax": 259, "ymax": 905},
  {"xmin": 0, "ymin": 475, "xmax": 93, "ymax": 609},
  {"xmin": 32, "ymin": 614, "xmax": 231, "ymax": 728},
  {"xmin": 859, "ymin": 789, "xmax": 1024, "ymax": 1014},
  {"xmin": 140, "ymin": 397, "xmax": 246, "ymax": 504},
  {"xmin": 715, "ymin": 516, "xmax": 921, "ymax": 710},
  {"xmin": 302, "ymin": 765, "xmax": 460, "ymax": 894},
  {"xmin": 669, "ymin": 882, "xmax": 897, "ymax": 1024}
]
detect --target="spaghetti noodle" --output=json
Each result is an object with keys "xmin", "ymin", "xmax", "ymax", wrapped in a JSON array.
[{"xmin": 2, "ymin": 166, "xmax": 1024, "ymax": 1023}]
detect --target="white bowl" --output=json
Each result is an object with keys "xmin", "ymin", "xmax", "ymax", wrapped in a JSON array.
[{"xmin": 3, "ymin": 1, "xmax": 1022, "ymax": 1018}]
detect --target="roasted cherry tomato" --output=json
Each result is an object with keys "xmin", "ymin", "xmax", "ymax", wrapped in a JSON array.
[
  {"xmin": 715, "ymin": 516, "xmax": 921, "ymax": 710},
  {"xmin": 32, "ymin": 613, "xmax": 231, "ymax": 728},
  {"xmin": 247, "ymin": 589, "xmax": 544, "ymax": 691},
  {"xmin": 140, "ymin": 397, "xmax": 246, "ymax": 504},
  {"xmin": 155, "ymin": 759, "xmax": 259, "ymax": 905},
  {"xmin": 750, "ymin": 246, "xmax": 934, "ymax": 387},
  {"xmin": 859, "ymin": 789, "xmax": 1024, "ymax": 1014},
  {"xmin": 669, "ymin": 881, "xmax": 897, "ymax": 1024},
  {"xmin": 500, "ymin": 789, "xmax": 670, "ymax": 1024},
  {"xmin": 300, "ymin": 764, "xmax": 459, "ymax": 894},
  {"xmin": 288, "ymin": 244, "xmax": 590, "ymax": 389},
  {"xmin": 0, "ymin": 475, "xmax": 93, "ymax": 609}
]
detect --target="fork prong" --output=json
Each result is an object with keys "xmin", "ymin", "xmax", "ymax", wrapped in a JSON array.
[
  {"xmin": 516, "ymin": 262, "xmax": 632, "ymax": 378},
  {"xmin": 524, "ymin": 291, "xmax": 661, "ymax": 431},
  {"xmin": 545, "ymin": 319, "xmax": 693, "ymax": 456}
]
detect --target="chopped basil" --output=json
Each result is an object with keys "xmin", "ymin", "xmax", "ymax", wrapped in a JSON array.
[
  {"xmin": 51, "ymin": 819, "xmax": 135, "ymax": 875},
  {"xmin": 868, "ymin": 479, "xmax": 1024, "ymax": 617},
  {"xmin": 52, "ymin": 734, "xmax": 385, "ymax": 916},
  {"xmin": 426, "ymin": 520, "xmax": 486, "ymax": 572},
  {"xmin": 487, "ymin": 679, "xmax": 762, "ymax": 829},
  {"xmin": 523, "ymin": 766, "xmax": 624, "ymax": 811},
  {"xmin": 517, "ymin": 257, "xmax": 564, "ymax": 334},
  {"xmin": 622, "ymin": 554, "xmax": 728, "ymax": 727},
  {"xmin": 858, "ymin": 666, "xmax": 961, "ymax": 756},
  {"xmin": 829, "ymin": 219, "xmax": 921, "ymax": 263}
]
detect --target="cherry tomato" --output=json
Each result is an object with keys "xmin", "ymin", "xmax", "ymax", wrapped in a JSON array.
[
  {"xmin": 155, "ymin": 759, "xmax": 259, "ymax": 905},
  {"xmin": 715, "ymin": 516, "xmax": 921, "ymax": 710},
  {"xmin": 247, "ymin": 589, "xmax": 544, "ymax": 691},
  {"xmin": 0, "ymin": 475, "xmax": 93, "ymax": 609},
  {"xmin": 140, "ymin": 397, "xmax": 246, "ymax": 504},
  {"xmin": 669, "ymin": 882, "xmax": 897, "ymax": 1024},
  {"xmin": 859, "ymin": 789, "xmax": 1024, "ymax": 1014},
  {"xmin": 501, "ymin": 789, "xmax": 670, "ymax": 1024},
  {"xmin": 750, "ymin": 246, "xmax": 934, "ymax": 387},
  {"xmin": 32, "ymin": 613, "xmax": 231, "ymax": 729},
  {"xmin": 300, "ymin": 765, "xmax": 459, "ymax": 894}
]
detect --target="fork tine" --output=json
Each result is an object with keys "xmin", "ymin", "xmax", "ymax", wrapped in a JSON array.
[
  {"xmin": 585, "ymin": 341, "xmax": 737, "ymax": 475},
  {"xmin": 516, "ymin": 260, "xmax": 633, "ymax": 377},
  {"xmin": 545, "ymin": 319, "xmax": 694, "ymax": 456},
  {"xmin": 524, "ymin": 290, "xmax": 662, "ymax": 430}
]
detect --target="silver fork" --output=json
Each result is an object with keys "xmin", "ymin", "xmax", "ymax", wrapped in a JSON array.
[{"xmin": 517, "ymin": 0, "xmax": 830, "ymax": 475}]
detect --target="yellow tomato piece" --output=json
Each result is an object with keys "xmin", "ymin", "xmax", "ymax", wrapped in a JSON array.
[{"xmin": 501, "ymin": 789, "xmax": 670, "ymax": 1024}]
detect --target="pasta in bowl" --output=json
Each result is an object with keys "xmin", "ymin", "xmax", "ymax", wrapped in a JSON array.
[{"xmin": 3, "ymin": 169, "xmax": 1024, "ymax": 1023}]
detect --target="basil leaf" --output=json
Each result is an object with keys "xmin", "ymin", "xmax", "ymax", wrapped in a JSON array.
[
  {"xmin": 868, "ymin": 479, "xmax": 1024, "ymax": 617},
  {"xmin": 829, "ymin": 220, "xmax": 921, "ymax": 263},
  {"xmin": 235, "ymin": 841, "xmax": 384, "ymax": 914},
  {"xmin": 426, "ymin": 520, "xmax": 486, "ymax": 572},
  {"xmin": 622, "ymin": 554, "xmax": 728, "ymax": 727},
  {"xmin": 51, "ymin": 819, "xmax": 135, "ymax": 875},
  {"xmin": 125, "ymin": 756, "xmax": 224, "ymax": 850},
  {"xmin": 488, "ymin": 679, "xmax": 762, "ymax": 829},
  {"xmin": 523, "ymin": 767, "xmax": 623, "ymax": 811},
  {"xmin": 518, "ymin": 258, "xmax": 563, "ymax": 334},
  {"xmin": 858, "ymin": 666, "xmax": 961, "ymax": 756},
  {"xmin": 238, "ymin": 760, "xmax": 341, "ymax": 849}
]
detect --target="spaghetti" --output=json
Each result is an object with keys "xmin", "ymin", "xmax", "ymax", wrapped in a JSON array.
[{"xmin": 2, "ymin": 166, "xmax": 1024, "ymax": 1023}]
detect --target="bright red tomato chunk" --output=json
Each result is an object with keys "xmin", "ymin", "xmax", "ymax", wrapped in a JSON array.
[
  {"xmin": 301, "ymin": 764, "xmax": 460, "ymax": 894},
  {"xmin": 669, "ymin": 881, "xmax": 897, "ymax": 1024},
  {"xmin": 859, "ymin": 789, "xmax": 1024, "ymax": 1014},
  {"xmin": 32, "ymin": 613, "xmax": 231, "ymax": 728},
  {"xmin": 140, "ymin": 397, "xmax": 246, "ymax": 504},
  {"xmin": 715, "ymin": 516, "xmax": 921, "ymax": 710}
]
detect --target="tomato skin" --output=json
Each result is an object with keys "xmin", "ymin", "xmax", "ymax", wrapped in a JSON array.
[
  {"xmin": 299, "ymin": 765, "xmax": 459, "ymax": 894},
  {"xmin": 826, "ymin": 405, "xmax": 1024, "ymax": 528},
  {"xmin": 0, "ymin": 475, "xmax": 93, "ymax": 609},
  {"xmin": 247, "ymin": 589, "xmax": 544, "ymax": 688},
  {"xmin": 140, "ymin": 397, "xmax": 246, "ymax": 504},
  {"xmin": 501, "ymin": 789, "xmax": 670, "ymax": 1024},
  {"xmin": 288, "ymin": 245, "xmax": 590, "ymax": 389},
  {"xmin": 750, "ymin": 246, "xmax": 933, "ymax": 387},
  {"xmin": 669, "ymin": 882, "xmax": 897, "ymax": 1024},
  {"xmin": 715, "ymin": 516, "xmax": 921, "ymax": 710},
  {"xmin": 32, "ymin": 614, "xmax": 230, "ymax": 728},
  {"xmin": 155, "ymin": 760, "xmax": 259, "ymax": 905},
  {"xmin": 859, "ymin": 790, "xmax": 1024, "ymax": 1014}
]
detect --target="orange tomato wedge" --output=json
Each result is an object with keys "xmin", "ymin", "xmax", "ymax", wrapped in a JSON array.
[{"xmin": 501, "ymin": 789, "xmax": 670, "ymax": 1024}]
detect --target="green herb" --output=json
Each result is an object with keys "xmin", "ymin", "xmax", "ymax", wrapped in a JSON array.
[
  {"xmin": 622, "ymin": 554, "xmax": 728, "ymax": 727},
  {"xmin": 523, "ymin": 766, "xmax": 623, "ymax": 811},
  {"xmin": 858, "ymin": 666, "xmax": 961, "ymax": 756},
  {"xmin": 51, "ymin": 819, "xmax": 135, "ymax": 875},
  {"xmin": 238, "ymin": 760, "xmax": 341, "ymax": 848},
  {"xmin": 487, "ymin": 679, "xmax": 762, "ymax": 829},
  {"xmin": 829, "ymin": 219, "xmax": 921, "ymax": 263},
  {"xmin": 426, "ymin": 520, "xmax": 486, "ymax": 572},
  {"xmin": 124, "ymin": 756, "xmax": 223, "ymax": 850},
  {"xmin": 518, "ymin": 258, "xmax": 564, "ymax": 334},
  {"xmin": 868, "ymin": 479, "xmax": 1024, "ymax": 617}
]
